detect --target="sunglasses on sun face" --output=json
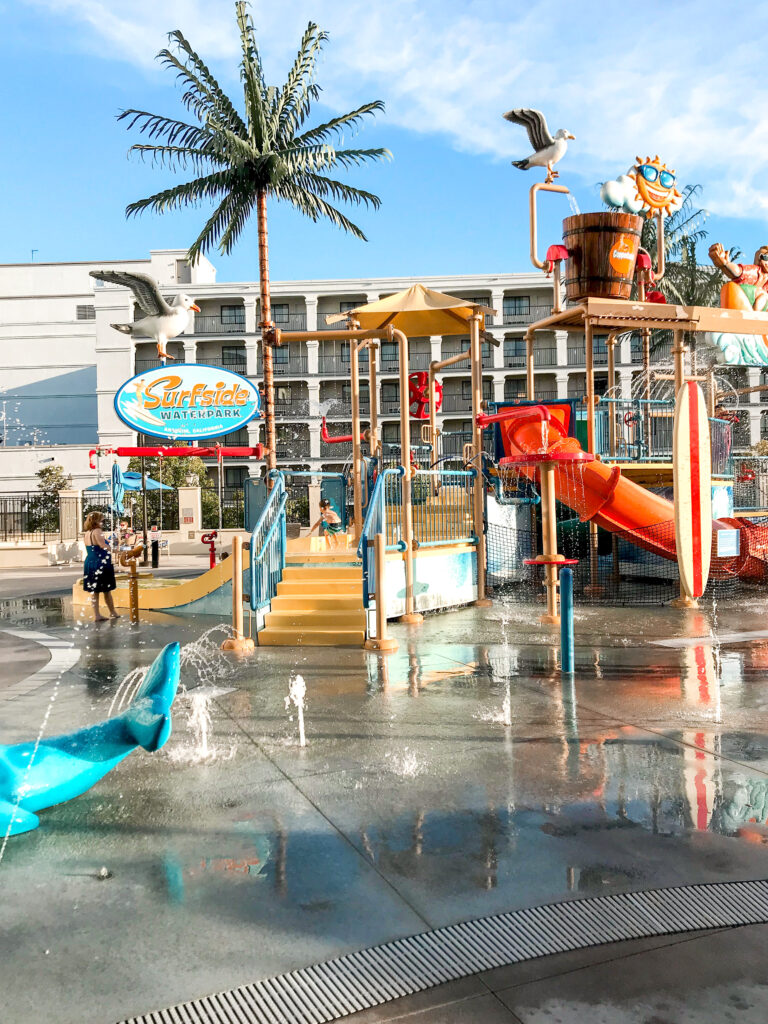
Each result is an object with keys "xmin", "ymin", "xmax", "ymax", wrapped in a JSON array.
[
  {"xmin": 760, "ymin": 253, "xmax": 768, "ymax": 262},
  {"xmin": 638, "ymin": 165, "xmax": 676, "ymax": 189}
]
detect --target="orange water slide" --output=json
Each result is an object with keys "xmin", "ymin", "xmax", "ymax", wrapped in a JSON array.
[{"xmin": 479, "ymin": 404, "xmax": 768, "ymax": 580}]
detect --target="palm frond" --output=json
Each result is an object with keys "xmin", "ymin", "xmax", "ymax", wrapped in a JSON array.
[
  {"xmin": 273, "ymin": 22, "xmax": 326, "ymax": 140},
  {"xmin": 275, "ymin": 182, "xmax": 368, "ymax": 240},
  {"xmin": 128, "ymin": 142, "xmax": 228, "ymax": 172},
  {"xmin": 186, "ymin": 188, "xmax": 257, "ymax": 260},
  {"xmin": 125, "ymin": 170, "xmax": 233, "ymax": 218},
  {"xmin": 161, "ymin": 30, "xmax": 246, "ymax": 135},
  {"xmin": 235, "ymin": 1, "xmax": 269, "ymax": 150},
  {"xmin": 117, "ymin": 109, "xmax": 207, "ymax": 147},
  {"xmin": 281, "ymin": 145, "xmax": 391, "ymax": 173},
  {"xmin": 292, "ymin": 172, "xmax": 382, "ymax": 209},
  {"xmin": 293, "ymin": 100, "xmax": 386, "ymax": 148}
]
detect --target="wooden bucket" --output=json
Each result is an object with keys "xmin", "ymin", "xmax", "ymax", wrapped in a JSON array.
[{"xmin": 562, "ymin": 212, "xmax": 643, "ymax": 302}]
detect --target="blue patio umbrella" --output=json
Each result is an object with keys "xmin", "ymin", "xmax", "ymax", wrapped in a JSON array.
[
  {"xmin": 111, "ymin": 462, "xmax": 125, "ymax": 515},
  {"xmin": 86, "ymin": 472, "xmax": 172, "ymax": 493}
]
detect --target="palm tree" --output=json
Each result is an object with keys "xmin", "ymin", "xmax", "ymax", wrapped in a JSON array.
[{"xmin": 119, "ymin": 2, "xmax": 389, "ymax": 474}]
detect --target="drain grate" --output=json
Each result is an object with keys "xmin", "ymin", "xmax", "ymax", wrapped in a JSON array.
[{"xmin": 119, "ymin": 879, "xmax": 768, "ymax": 1023}]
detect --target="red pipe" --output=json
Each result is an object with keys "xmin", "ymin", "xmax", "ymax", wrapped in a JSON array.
[
  {"xmin": 90, "ymin": 444, "xmax": 264, "ymax": 467},
  {"xmin": 321, "ymin": 417, "xmax": 365, "ymax": 444}
]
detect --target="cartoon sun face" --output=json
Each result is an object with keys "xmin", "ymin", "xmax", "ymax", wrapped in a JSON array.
[{"xmin": 630, "ymin": 155, "xmax": 682, "ymax": 217}]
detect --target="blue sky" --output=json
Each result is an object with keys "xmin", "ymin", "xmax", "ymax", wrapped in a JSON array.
[{"xmin": 4, "ymin": 0, "xmax": 768, "ymax": 284}]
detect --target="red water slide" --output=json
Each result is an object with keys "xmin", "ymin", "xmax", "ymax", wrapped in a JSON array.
[{"xmin": 479, "ymin": 404, "xmax": 768, "ymax": 581}]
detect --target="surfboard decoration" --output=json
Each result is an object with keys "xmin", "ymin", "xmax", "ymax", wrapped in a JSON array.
[{"xmin": 673, "ymin": 381, "xmax": 712, "ymax": 599}]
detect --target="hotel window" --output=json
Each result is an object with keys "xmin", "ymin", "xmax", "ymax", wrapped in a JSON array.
[
  {"xmin": 76, "ymin": 304, "xmax": 95, "ymax": 320},
  {"xmin": 222, "ymin": 345, "xmax": 244, "ymax": 366},
  {"xmin": 221, "ymin": 304, "xmax": 245, "ymax": 325},
  {"xmin": 503, "ymin": 295, "xmax": 531, "ymax": 317},
  {"xmin": 272, "ymin": 303, "xmax": 290, "ymax": 324}
]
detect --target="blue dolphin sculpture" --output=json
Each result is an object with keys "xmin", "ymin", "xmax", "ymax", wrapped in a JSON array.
[{"xmin": 0, "ymin": 641, "xmax": 181, "ymax": 837}]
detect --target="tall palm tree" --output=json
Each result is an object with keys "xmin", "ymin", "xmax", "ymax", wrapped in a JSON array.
[{"xmin": 119, "ymin": 1, "xmax": 389, "ymax": 474}]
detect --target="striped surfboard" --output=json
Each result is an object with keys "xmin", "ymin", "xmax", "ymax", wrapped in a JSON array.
[{"xmin": 673, "ymin": 381, "xmax": 712, "ymax": 599}]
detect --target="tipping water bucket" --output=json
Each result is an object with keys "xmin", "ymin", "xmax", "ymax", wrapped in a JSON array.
[{"xmin": 562, "ymin": 212, "xmax": 643, "ymax": 302}]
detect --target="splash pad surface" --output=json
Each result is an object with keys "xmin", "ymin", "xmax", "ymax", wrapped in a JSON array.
[{"xmin": 3, "ymin": 592, "xmax": 768, "ymax": 1022}]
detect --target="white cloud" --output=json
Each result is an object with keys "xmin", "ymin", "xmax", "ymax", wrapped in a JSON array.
[{"xmin": 22, "ymin": 0, "xmax": 768, "ymax": 222}]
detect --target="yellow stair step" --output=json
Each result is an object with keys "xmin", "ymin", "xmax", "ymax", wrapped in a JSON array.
[
  {"xmin": 265, "ymin": 609, "xmax": 365, "ymax": 629},
  {"xmin": 276, "ymin": 579, "xmax": 361, "ymax": 596},
  {"xmin": 286, "ymin": 552, "xmax": 361, "ymax": 565},
  {"xmin": 271, "ymin": 594, "xmax": 363, "ymax": 611},
  {"xmin": 282, "ymin": 565, "xmax": 362, "ymax": 581},
  {"xmin": 259, "ymin": 627, "xmax": 365, "ymax": 647}
]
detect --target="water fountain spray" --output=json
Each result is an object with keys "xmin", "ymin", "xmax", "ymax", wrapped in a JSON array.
[{"xmin": 285, "ymin": 674, "xmax": 307, "ymax": 747}]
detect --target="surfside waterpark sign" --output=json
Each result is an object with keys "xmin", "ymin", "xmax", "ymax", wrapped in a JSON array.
[{"xmin": 114, "ymin": 365, "xmax": 261, "ymax": 441}]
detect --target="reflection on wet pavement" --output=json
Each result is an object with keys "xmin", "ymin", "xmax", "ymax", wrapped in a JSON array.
[{"xmin": 2, "ymin": 594, "xmax": 768, "ymax": 1022}]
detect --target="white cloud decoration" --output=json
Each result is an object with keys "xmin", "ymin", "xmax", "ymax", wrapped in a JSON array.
[{"xmin": 600, "ymin": 173, "xmax": 646, "ymax": 214}]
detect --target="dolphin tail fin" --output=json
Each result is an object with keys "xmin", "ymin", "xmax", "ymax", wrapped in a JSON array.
[
  {"xmin": 122, "ymin": 642, "xmax": 181, "ymax": 752},
  {"xmin": 0, "ymin": 799, "xmax": 40, "ymax": 836}
]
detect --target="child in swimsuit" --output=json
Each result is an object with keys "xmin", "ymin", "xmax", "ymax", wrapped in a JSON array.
[{"xmin": 311, "ymin": 498, "xmax": 344, "ymax": 549}]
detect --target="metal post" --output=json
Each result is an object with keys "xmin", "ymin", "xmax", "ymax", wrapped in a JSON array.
[
  {"xmin": 540, "ymin": 463, "xmax": 559, "ymax": 623},
  {"xmin": 368, "ymin": 342, "xmax": 379, "ymax": 457},
  {"xmin": 140, "ymin": 456, "xmax": 148, "ymax": 566},
  {"xmin": 526, "ymin": 332, "xmax": 535, "ymax": 399},
  {"xmin": 673, "ymin": 329, "xmax": 686, "ymax": 395},
  {"xmin": 560, "ymin": 566, "xmax": 574, "ymax": 674},
  {"xmin": 350, "ymin": 328, "xmax": 363, "ymax": 542},
  {"xmin": 470, "ymin": 313, "xmax": 491, "ymax": 606},
  {"xmin": 364, "ymin": 532, "xmax": 398, "ymax": 653},
  {"xmin": 217, "ymin": 449, "xmax": 223, "ymax": 534},
  {"xmin": 221, "ymin": 534, "xmax": 255, "ymax": 653},
  {"xmin": 607, "ymin": 333, "xmax": 617, "ymax": 458},
  {"xmin": 396, "ymin": 327, "xmax": 422, "ymax": 624},
  {"xmin": 585, "ymin": 321, "xmax": 595, "ymax": 455}
]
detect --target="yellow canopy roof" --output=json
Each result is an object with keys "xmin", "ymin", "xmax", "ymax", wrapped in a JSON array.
[{"xmin": 324, "ymin": 283, "xmax": 496, "ymax": 337}]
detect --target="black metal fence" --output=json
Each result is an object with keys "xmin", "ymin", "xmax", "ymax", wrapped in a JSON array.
[
  {"xmin": 82, "ymin": 491, "xmax": 180, "ymax": 533},
  {"xmin": 0, "ymin": 492, "xmax": 60, "ymax": 542},
  {"xmin": 201, "ymin": 486, "xmax": 245, "ymax": 529}
]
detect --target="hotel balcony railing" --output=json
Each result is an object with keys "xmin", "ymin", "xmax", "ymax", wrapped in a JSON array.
[
  {"xmin": 135, "ymin": 358, "xmax": 176, "ymax": 373},
  {"xmin": 276, "ymin": 440, "xmax": 311, "ymax": 459},
  {"xmin": 379, "ymin": 398, "xmax": 402, "ymax": 415},
  {"xmin": 441, "ymin": 393, "xmax": 493, "ymax": 413},
  {"xmin": 318, "ymin": 355, "xmax": 369, "ymax": 375},
  {"xmin": 535, "ymin": 348, "xmax": 558, "ymax": 367},
  {"xmin": 323, "ymin": 400, "xmax": 370, "ymax": 417},
  {"xmin": 504, "ymin": 351, "xmax": 526, "ymax": 368},
  {"xmin": 200, "ymin": 357, "xmax": 247, "ymax": 372},
  {"xmin": 273, "ymin": 314, "xmax": 307, "ymax": 331},
  {"xmin": 193, "ymin": 315, "xmax": 245, "ymax": 335},
  {"xmin": 379, "ymin": 352, "xmax": 433, "ymax": 374},
  {"xmin": 201, "ymin": 428, "xmax": 250, "ymax": 446},
  {"xmin": 440, "ymin": 350, "xmax": 470, "ymax": 371},
  {"xmin": 567, "ymin": 347, "xmax": 607, "ymax": 366},
  {"xmin": 275, "ymin": 400, "xmax": 310, "ymax": 418},
  {"xmin": 502, "ymin": 304, "xmax": 553, "ymax": 326},
  {"xmin": 272, "ymin": 354, "xmax": 309, "ymax": 377}
]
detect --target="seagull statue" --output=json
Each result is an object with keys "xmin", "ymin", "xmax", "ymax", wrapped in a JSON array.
[
  {"xmin": 503, "ymin": 109, "xmax": 574, "ymax": 184},
  {"xmin": 89, "ymin": 270, "xmax": 200, "ymax": 363}
]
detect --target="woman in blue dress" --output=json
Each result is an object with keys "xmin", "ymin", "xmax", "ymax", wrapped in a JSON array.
[{"xmin": 82, "ymin": 511, "xmax": 119, "ymax": 621}]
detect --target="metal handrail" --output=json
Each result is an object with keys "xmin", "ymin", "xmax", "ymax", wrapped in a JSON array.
[{"xmin": 249, "ymin": 475, "xmax": 287, "ymax": 612}]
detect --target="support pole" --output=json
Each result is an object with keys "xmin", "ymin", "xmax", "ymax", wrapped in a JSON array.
[
  {"xmin": 585, "ymin": 321, "xmax": 596, "ymax": 455},
  {"xmin": 368, "ymin": 342, "xmax": 379, "ymax": 457},
  {"xmin": 470, "ymin": 313, "xmax": 491, "ymax": 606},
  {"xmin": 540, "ymin": 464, "xmax": 559, "ymax": 624},
  {"xmin": 526, "ymin": 332, "xmax": 535, "ymax": 400},
  {"xmin": 349, "ymin": 325, "xmax": 363, "ymax": 543},
  {"xmin": 140, "ymin": 456, "xmax": 148, "ymax": 566},
  {"xmin": 673, "ymin": 329, "xmax": 686, "ymax": 395},
  {"xmin": 364, "ymin": 533, "xmax": 398, "ymax": 653},
  {"xmin": 560, "ymin": 566, "xmax": 574, "ymax": 674},
  {"xmin": 221, "ymin": 534, "xmax": 255, "ymax": 653},
  {"xmin": 607, "ymin": 333, "xmax": 617, "ymax": 458},
  {"xmin": 397, "ymin": 327, "xmax": 422, "ymax": 624}
]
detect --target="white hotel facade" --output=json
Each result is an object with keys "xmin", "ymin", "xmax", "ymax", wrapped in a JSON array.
[{"xmin": 0, "ymin": 248, "xmax": 763, "ymax": 493}]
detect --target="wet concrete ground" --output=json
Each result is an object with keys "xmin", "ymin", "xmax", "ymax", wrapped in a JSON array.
[{"xmin": 2, "ymin": 590, "xmax": 768, "ymax": 1022}]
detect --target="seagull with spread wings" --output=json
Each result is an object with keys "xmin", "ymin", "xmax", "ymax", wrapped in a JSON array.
[
  {"xmin": 503, "ymin": 109, "xmax": 574, "ymax": 184},
  {"xmin": 89, "ymin": 270, "xmax": 200, "ymax": 362}
]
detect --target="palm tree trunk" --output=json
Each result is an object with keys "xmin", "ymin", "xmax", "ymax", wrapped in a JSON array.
[{"xmin": 256, "ymin": 188, "xmax": 276, "ymax": 479}]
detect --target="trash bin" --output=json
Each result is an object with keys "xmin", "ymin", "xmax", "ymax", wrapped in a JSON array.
[{"xmin": 151, "ymin": 540, "xmax": 159, "ymax": 568}]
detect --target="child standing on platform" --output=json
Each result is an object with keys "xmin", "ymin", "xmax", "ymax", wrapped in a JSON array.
[{"xmin": 311, "ymin": 498, "xmax": 344, "ymax": 549}]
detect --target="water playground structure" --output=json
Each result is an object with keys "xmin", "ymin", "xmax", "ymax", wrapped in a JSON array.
[{"xmin": 71, "ymin": 109, "xmax": 768, "ymax": 654}]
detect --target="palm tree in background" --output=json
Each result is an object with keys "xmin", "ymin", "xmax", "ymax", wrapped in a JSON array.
[{"xmin": 119, "ymin": 1, "xmax": 389, "ymax": 474}]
